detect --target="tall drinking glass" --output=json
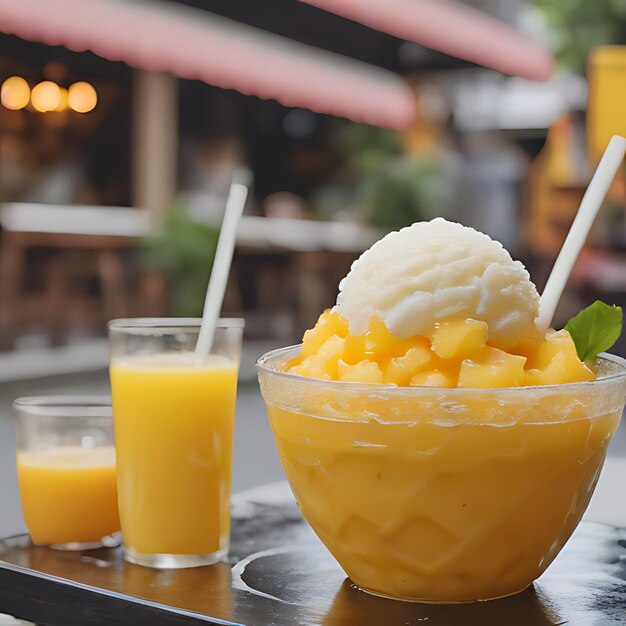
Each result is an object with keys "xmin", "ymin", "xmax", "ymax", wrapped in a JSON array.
[{"xmin": 108, "ymin": 318, "xmax": 243, "ymax": 569}]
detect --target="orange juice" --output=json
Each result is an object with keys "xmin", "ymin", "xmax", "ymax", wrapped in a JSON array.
[
  {"xmin": 17, "ymin": 446, "xmax": 119, "ymax": 546},
  {"xmin": 110, "ymin": 354, "xmax": 238, "ymax": 558}
]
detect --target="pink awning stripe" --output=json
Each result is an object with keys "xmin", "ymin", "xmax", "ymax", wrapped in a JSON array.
[
  {"xmin": 300, "ymin": 0, "xmax": 554, "ymax": 81},
  {"xmin": 0, "ymin": 0, "xmax": 417, "ymax": 129}
]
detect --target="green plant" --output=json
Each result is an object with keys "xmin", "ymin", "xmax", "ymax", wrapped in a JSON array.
[
  {"xmin": 338, "ymin": 124, "xmax": 403, "ymax": 169},
  {"xmin": 141, "ymin": 210, "xmax": 219, "ymax": 316},
  {"xmin": 529, "ymin": 0, "xmax": 626, "ymax": 73},
  {"xmin": 358, "ymin": 154, "xmax": 445, "ymax": 230},
  {"xmin": 336, "ymin": 123, "xmax": 447, "ymax": 230}
]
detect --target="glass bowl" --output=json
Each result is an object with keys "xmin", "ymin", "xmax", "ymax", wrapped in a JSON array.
[{"xmin": 258, "ymin": 347, "xmax": 626, "ymax": 603}]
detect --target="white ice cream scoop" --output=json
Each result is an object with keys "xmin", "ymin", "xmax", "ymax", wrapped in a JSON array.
[{"xmin": 335, "ymin": 218, "xmax": 540, "ymax": 349}]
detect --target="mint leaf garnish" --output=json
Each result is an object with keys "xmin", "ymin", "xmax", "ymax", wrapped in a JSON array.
[{"xmin": 564, "ymin": 301, "xmax": 623, "ymax": 362}]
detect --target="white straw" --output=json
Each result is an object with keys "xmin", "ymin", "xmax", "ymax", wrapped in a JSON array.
[
  {"xmin": 195, "ymin": 171, "xmax": 249, "ymax": 363},
  {"xmin": 536, "ymin": 135, "xmax": 626, "ymax": 334}
]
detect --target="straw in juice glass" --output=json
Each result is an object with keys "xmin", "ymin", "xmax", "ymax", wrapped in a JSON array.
[{"xmin": 196, "ymin": 169, "xmax": 249, "ymax": 362}]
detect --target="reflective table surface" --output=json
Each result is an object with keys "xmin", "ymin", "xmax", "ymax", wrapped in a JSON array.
[{"xmin": 0, "ymin": 482, "xmax": 625, "ymax": 626}]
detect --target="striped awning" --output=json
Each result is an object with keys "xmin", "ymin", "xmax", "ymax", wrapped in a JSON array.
[
  {"xmin": 300, "ymin": 0, "xmax": 554, "ymax": 81},
  {"xmin": 0, "ymin": 0, "xmax": 554, "ymax": 128}
]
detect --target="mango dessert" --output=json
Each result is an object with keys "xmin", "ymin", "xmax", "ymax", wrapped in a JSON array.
[
  {"xmin": 258, "ymin": 218, "xmax": 626, "ymax": 603},
  {"xmin": 287, "ymin": 311, "xmax": 594, "ymax": 388}
]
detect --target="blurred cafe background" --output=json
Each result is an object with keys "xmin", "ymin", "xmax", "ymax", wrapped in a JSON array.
[{"xmin": 1, "ymin": 0, "xmax": 626, "ymax": 537}]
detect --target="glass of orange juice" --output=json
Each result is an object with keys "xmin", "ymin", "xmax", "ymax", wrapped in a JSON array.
[
  {"xmin": 108, "ymin": 318, "xmax": 243, "ymax": 569},
  {"xmin": 14, "ymin": 396, "xmax": 120, "ymax": 550}
]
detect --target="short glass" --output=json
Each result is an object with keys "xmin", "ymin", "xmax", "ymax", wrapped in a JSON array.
[
  {"xmin": 14, "ymin": 396, "xmax": 120, "ymax": 550},
  {"xmin": 108, "ymin": 318, "xmax": 244, "ymax": 569},
  {"xmin": 258, "ymin": 348, "xmax": 626, "ymax": 603}
]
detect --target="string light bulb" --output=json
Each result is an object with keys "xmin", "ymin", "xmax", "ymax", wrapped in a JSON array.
[
  {"xmin": 1, "ymin": 76, "xmax": 30, "ymax": 110},
  {"xmin": 31, "ymin": 81, "xmax": 61, "ymax": 112},
  {"xmin": 68, "ymin": 81, "xmax": 97, "ymax": 113}
]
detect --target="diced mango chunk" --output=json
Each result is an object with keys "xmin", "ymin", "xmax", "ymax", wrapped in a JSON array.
[
  {"xmin": 342, "ymin": 334, "xmax": 367, "ymax": 365},
  {"xmin": 384, "ymin": 343, "xmax": 432, "ymax": 385},
  {"xmin": 432, "ymin": 319, "xmax": 488, "ymax": 360},
  {"xmin": 458, "ymin": 347, "xmax": 526, "ymax": 388},
  {"xmin": 291, "ymin": 335, "xmax": 345, "ymax": 380},
  {"xmin": 525, "ymin": 351, "xmax": 595, "ymax": 386},
  {"xmin": 521, "ymin": 329, "xmax": 594, "ymax": 385},
  {"xmin": 363, "ymin": 317, "xmax": 415, "ymax": 359},
  {"xmin": 525, "ymin": 329, "xmax": 578, "ymax": 370},
  {"xmin": 409, "ymin": 370, "xmax": 455, "ymax": 388},
  {"xmin": 300, "ymin": 310, "xmax": 349, "ymax": 359},
  {"xmin": 337, "ymin": 360, "xmax": 384, "ymax": 384}
]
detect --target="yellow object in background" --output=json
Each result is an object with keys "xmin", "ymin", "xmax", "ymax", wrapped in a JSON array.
[
  {"xmin": 110, "ymin": 355, "xmax": 237, "ymax": 557},
  {"xmin": 17, "ymin": 447, "xmax": 120, "ymax": 546},
  {"xmin": 588, "ymin": 46, "xmax": 626, "ymax": 163}
]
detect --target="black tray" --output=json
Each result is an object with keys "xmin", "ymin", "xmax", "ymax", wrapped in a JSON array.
[{"xmin": 1, "ymin": 482, "xmax": 624, "ymax": 625}]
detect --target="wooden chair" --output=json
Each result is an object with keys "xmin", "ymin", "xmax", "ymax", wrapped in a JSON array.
[{"xmin": 0, "ymin": 203, "xmax": 150, "ymax": 349}]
